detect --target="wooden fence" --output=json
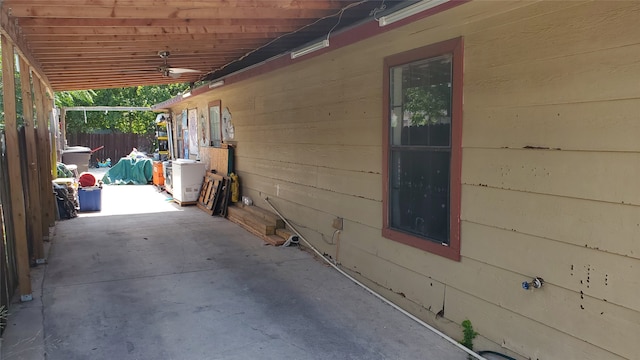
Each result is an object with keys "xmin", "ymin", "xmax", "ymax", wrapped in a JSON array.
[
  {"xmin": 66, "ymin": 133, "xmax": 154, "ymax": 167},
  {"xmin": 0, "ymin": 132, "xmax": 19, "ymax": 323}
]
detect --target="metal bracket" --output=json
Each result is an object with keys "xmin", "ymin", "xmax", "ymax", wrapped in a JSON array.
[{"xmin": 20, "ymin": 294, "xmax": 33, "ymax": 302}]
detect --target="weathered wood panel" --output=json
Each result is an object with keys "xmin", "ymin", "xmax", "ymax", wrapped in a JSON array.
[
  {"xmin": 339, "ymin": 240, "xmax": 447, "ymax": 315},
  {"xmin": 463, "ymin": 100, "xmax": 640, "ymax": 152},
  {"xmin": 461, "ymin": 221, "xmax": 639, "ymax": 313},
  {"xmin": 465, "ymin": 43, "xmax": 640, "ymax": 107},
  {"xmin": 462, "ymin": 185, "xmax": 640, "ymax": 259},
  {"xmin": 239, "ymin": 171, "xmax": 381, "ymax": 229},
  {"xmin": 445, "ymin": 287, "xmax": 625, "ymax": 360},
  {"xmin": 1, "ymin": 35, "xmax": 31, "ymax": 298},
  {"xmin": 462, "ymin": 148, "xmax": 640, "ymax": 205},
  {"xmin": 236, "ymin": 142, "xmax": 381, "ymax": 174},
  {"xmin": 464, "ymin": 1, "xmax": 640, "ymax": 69}
]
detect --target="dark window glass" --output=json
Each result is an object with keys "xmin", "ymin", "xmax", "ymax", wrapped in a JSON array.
[{"xmin": 388, "ymin": 54, "xmax": 452, "ymax": 244}]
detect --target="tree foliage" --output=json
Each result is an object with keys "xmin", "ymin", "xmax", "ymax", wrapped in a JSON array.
[{"xmin": 59, "ymin": 84, "xmax": 189, "ymax": 134}]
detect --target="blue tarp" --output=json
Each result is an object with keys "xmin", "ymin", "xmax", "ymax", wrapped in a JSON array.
[{"xmin": 102, "ymin": 157, "xmax": 153, "ymax": 185}]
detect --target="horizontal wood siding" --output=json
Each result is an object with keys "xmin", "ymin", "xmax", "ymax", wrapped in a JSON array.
[{"xmin": 168, "ymin": 1, "xmax": 640, "ymax": 359}]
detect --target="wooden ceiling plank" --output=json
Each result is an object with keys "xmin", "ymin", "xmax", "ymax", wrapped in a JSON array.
[
  {"xmin": 30, "ymin": 40, "xmax": 267, "ymax": 49},
  {"xmin": 5, "ymin": 0, "xmax": 354, "ymax": 11},
  {"xmin": 18, "ymin": 17, "xmax": 313, "ymax": 27},
  {"xmin": 7, "ymin": 6, "xmax": 334, "ymax": 20},
  {"xmin": 24, "ymin": 32, "xmax": 284, "ymax": 42},
  {"xmin": 0, "ymin": 6, "xmax": 54, "ymax": 91},
  {"xmin": 20, "ymin": 24, "xmax": 304, "ymax": 35}
]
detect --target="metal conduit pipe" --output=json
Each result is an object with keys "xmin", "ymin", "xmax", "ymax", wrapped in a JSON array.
[{"xmin": 263, "ymin": 197, "xmax": 486, "ymax": 360}]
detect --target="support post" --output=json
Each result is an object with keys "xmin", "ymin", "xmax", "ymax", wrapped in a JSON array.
[
  {"xmin": 19, "ymin": 57, "xmax": 45, "ymax": 262},
  {"xmin": 33, "ymin": 79, "xmax": 55, "ymax": 228},
  {"xmin": 1, "ymin": 35, "xmax": 32, "ymax": 301},
  {"xmin": 46, "ymin": 96, "xmax": 58, "ymax": 226},
  {"xmin": 60, "ymin": 109, "xmax": 66, "ymax": 150}
]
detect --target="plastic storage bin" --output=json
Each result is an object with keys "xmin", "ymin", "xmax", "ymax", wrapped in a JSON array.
[{"xmin": 78, "ymin": 186, "xmax": 102, "ymax": 212}]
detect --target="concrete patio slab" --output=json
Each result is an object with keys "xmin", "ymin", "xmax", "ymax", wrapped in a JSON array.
[{"xmin": 3, "ymin": 184, "xmax": 468, "ymax": 360}]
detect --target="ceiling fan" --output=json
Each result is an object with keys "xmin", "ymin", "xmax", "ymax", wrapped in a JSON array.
[{"xmin": 156, "ymin": 50, "xmax": 201, "ymax": 78}]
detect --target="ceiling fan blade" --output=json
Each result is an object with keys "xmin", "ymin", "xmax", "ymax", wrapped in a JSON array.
[{"xmin": 168, "ymin": 67, "xmax": 202, "ymax": 74}]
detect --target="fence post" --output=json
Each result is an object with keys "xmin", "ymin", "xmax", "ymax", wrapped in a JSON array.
[
  {"xmin": 1, "ymin": 35, "xmax": 32, "ymax": 301},
  {"xmin": 19, "ymin": 57, "xmax": 45, "ymax": 262}
]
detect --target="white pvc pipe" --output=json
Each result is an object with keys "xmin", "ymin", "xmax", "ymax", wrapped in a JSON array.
[{"xmin": 263, "ymin": 197, "xmax": 486, "ymax": 360}]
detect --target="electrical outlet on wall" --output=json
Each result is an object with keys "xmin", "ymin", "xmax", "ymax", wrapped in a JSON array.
[{"xmin": 332, "ymin": 217, "xmax": 343, "ymax": 230}]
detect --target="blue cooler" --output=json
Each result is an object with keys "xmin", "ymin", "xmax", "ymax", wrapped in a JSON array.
[{"xmin": 78, "ymin": 186, "xmax": 102, "ymax": 212}]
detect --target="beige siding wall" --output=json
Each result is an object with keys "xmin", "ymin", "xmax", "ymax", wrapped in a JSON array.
[{"xmin": 169, "ymin": 1, "xmax": 640, "ymax": 359}]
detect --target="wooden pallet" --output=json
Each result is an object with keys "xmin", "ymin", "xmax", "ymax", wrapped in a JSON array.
[{"xmin": 196, "ymin": 172, "xmax": 231, "ymax": 216}]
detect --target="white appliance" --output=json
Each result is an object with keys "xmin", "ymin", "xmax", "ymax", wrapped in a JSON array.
[{"xmin": 172, "ymin": 160, "xmax": 205, "ymax": 204}]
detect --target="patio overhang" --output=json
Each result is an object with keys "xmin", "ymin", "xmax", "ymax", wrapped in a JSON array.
[{"xmin": 0, "ymin": 0, "xmax": 410, "ymax": 92}]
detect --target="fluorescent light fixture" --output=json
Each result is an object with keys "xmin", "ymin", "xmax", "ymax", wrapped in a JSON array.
[
  {"xmin": 208, "ymin": 80, "xmax": 225, "ymax": 89},
  {"xmin": 182, "ymin": 91, "xmax": 191, "ymax": 98},
  {"xmin": 378, "ymin": 0, "xmax": 449, "ymax": 27},
  {"xmin": 291, "ymin": 39, "xmax": 329, "ymax": 59}
]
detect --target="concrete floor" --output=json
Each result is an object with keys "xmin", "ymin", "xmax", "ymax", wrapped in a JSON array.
[{"xmin": 2, "ymin": 184, "xmax": 468, "ymax": 360}]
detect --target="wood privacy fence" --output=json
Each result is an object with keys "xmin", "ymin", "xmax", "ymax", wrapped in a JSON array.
[
  {"xmin": 0, "ymin": 131, "xmax": 19, "ymax": 322},
  {"xmin": 66, "ymin": 133, "xmax": 154, "ymax": 166}
]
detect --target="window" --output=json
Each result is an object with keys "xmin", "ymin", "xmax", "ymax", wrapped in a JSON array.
[
  {"xmin": 209, "ymin": 100, "xmax": 222, "ymax": 147},
  {"xmin": 382, "ymin": 37, "xmax": 463, "ymax": 261}
]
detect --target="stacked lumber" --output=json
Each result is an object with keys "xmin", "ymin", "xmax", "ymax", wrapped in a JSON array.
[
  {"xmin": 226, "ymin": 203, "xmax": 293, "ymax": 246},
  {"xmin": 197, "ymin": 173, "xmax": 231, "ymax": 216}
]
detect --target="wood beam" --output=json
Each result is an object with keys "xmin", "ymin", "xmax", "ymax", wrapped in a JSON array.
[
  {"xmin": 1, "ymin": 35, "xmax": 33, "ymax": 301},
  {"xmin": 0, "ymin": 6, "xmax": 53, "ymax": 91},
  {"xmin": 20, "ymin": 24, "xmax": 303, "ymax": 36},
  {"xmin": 7, "ymin": 5, "xmax": 333, "ymax": 19},
  {"xmin": 18, "ymin": 17, "xmax": 312, "ymax": 27},
  {"xmin": 28, "ymin": 39, "xmax": 266, "ymax": 48},
  {"xmin": 32, "ymin": 78, "xmax": 53, "ymax": 239},
  {"xmin": 31, "ymin": 47, "xmax": 252, "ymax": 55},
  {"xmin": 50, "ymin": 79, "xmax": 189, "ymax": 91},
  {"xmin": 4, "ymin": 0, "xmax": 351, "ymax": 9},
  {"xmin": 24, "ymin": 32, "xmax": 284, "ymax": 42},
  {"xmin": 19, "ymin": 57, "xmax": 45, "ymax": 262},
  {"xmin": 37, "ymin": 53, "xmax": 239, "ymax": 62}
]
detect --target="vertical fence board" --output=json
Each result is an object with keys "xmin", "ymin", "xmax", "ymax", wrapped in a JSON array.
[
  {"xmin": 19, "ymin": 58, "xmax": 44, "ymax": 260},
  {"xmin": 66, "ymin": 132, "xmax": 154, "ymax": 167},
  {"xmin": 1, "ymin": 35, "xmax": 32, "ymax": 299},
  {"xmin": 33, "ymin": 79, "xmax": 55, "ymax": 233}
]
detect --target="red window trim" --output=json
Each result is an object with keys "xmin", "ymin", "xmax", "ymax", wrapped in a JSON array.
[{"xmin": 381, "ymin": 37, "xmax": 463, "ymax": 261}]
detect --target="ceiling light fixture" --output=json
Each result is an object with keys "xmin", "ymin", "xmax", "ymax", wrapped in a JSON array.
[
  {"xmin": 208, "ymin": 80, "xmax": 225, "ymax": 89},
  {"xmin": 378, "ymin": 0, "xmax": 449, "ymax": 27},
  {"xmin": 291, "ymin": 40, "xmax": 330, "ymax": 59}
]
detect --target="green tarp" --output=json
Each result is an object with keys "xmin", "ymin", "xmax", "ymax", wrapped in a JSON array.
[{"xmin": 102, "ymin": 158, "xmax": 153, "ymax": 185}]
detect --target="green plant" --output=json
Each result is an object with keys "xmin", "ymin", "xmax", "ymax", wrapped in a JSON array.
[
  {"xmin": 460, "ymin": 319, "xmax": 478, "ymax": 350},
  {"xmin": 403, "ymin": 86, "xmax": 448, "ymax": 126}
]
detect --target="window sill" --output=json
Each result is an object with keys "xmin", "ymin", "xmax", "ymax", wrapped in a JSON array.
[{"xmin": 382, "ymin": 227, "xmax": 460, "ymax": 261}]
